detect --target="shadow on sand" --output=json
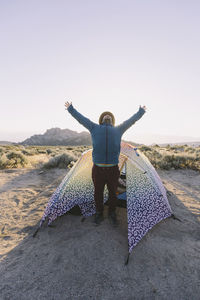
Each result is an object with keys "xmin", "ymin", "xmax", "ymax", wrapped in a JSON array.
[{"xmin": 0, "ymin": 170, "xmax": 199, "ymax": 300}]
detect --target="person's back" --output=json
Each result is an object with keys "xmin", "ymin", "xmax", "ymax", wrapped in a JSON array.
[
  {"xmin": 65, "ymin": 101, "xmax": 146, "ymax": 226},
  {"xmin": 66, "ymin": 103, "xmax": 146, "ymax": 164},
  {"xmin": 89, "ymin": 123, "xmax": 122, "ymax": 164}
]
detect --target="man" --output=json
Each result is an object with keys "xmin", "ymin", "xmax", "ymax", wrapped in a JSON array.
[{"xmin": 65, "ymin": 101, "xmax": 146, "ymax": 226}]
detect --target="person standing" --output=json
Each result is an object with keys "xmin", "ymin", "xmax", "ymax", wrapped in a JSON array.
[{"xmin": 65, "ymin": 101, "xmax": 146, "ymax": 226}]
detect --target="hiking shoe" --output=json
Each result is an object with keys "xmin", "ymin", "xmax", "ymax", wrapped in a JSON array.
[
  {"xmin": 108, "ymin": 211, "xmax": 119, "ymax": 227},
  {"xmin": 94, "ymin": 212, "xmax": 104, "ymax": 226}
]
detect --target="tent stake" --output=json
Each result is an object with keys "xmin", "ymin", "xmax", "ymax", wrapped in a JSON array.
[
  {"xmin": 125, "ymin": 253, "xmax": 130, "ymax": 265},
  {"xmin": 33, "ymin": 226, "xmax": 40, "ymax": 238},
  {"xmin": 171, "ymin": 214, "xmax": 182, "ymax": 222}
]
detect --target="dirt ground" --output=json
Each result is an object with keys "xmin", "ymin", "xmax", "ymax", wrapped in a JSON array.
[{"xmin": 0, "ymin": 167, "xmax": 199, "ymax": 300}]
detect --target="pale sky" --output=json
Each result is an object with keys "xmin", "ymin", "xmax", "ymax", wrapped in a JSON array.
[{"xmin": 0, "ymin": 0, "xmax": 200, "ymax": 144}]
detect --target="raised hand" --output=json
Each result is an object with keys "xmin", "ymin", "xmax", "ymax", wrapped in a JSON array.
[
  {"xmin": 65, "ymin": 101, "xmax": 72, "ymax": 110},
  {"xmin": 140, "ymin": 105, "xmax": 147, "ymax": 111}
]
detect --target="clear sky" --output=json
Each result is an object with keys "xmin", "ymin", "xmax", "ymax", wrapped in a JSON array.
[{"xmin": 0, "ymin": 0, "xmax": 200, "ymax": 144}]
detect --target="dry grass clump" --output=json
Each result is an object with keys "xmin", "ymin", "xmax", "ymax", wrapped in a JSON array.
[
  {"xmin": 139, "ymin": 145, "xmax": 200, "ymax": 171},
  {"xmin": 1, "ymin": 143, "xmax": 199, "ymax": 171},
  {"xmin": 0, "ymin": 151, "xmax": 28, "ymax": 169},
  {"xmin": 139, "ymin": 145, "xmax": 153, "ymax": 152},
  {"xmin": 0, "ymin": 147, "xmax": 3, "ymax": 156},
  {"xmin": 43, "ymin": 152, "xmax": 78, "ymax": 169},
  {"xmin": 156, "ymin": 153, "xmax": 199, "ymax": 170},
  {"xmin": 46, "ymin": 148, "xmax": 54, "ymax": 155},
  {"xmin": 37, "ymin": 149, "xmax": 47, "ymax": 154},
  {"xmin": 0, "ymin": 145, "xmax": 89, "ymax": 169},
  {"xmin": 21, "ymin": 149, "xmax": 38, "ymax": 156},
  {"xmin": 184, "ymin": 146, "xmax": 198, "ymax": 154}
]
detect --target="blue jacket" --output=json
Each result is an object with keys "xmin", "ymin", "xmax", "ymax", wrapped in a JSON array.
[{"xmin": 67, "ymin": 105, "xmax": 146, "ymax": 164}]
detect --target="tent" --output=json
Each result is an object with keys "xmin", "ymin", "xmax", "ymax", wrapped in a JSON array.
[
  {"xmin": 37, "ymin": 142, "xmax": 172, "ymax": 259},
  {"xmin": 38, "ymin": 142, "xmax": 172, "ymax": 252}
]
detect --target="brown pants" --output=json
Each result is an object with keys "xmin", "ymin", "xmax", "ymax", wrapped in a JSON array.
[{"xmin": 92, "ymin": 164, "xmax": 120, "ymax": 214}]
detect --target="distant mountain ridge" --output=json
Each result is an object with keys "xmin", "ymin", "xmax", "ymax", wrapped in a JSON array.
[
  {"xmin": 155, "ymin": 141, "xmax": 200, "ymax": 147},
  {"xmin": 20, "ymin": 128, "xmax": 92, "ymax": 146},
  {"xmin": 20, "ymin": 128, "xmax": 142, "ymax": 147},
  {"xmin": 0, "ymin": 141, "xmax": 13, "ymax": 145},
  {"xmin": 0, "ymin": 128, "xmax": 199, "ymax": 146}
]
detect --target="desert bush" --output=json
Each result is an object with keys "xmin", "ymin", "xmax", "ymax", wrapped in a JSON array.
[
  {"xmin": 142, "ymin": 149, "xmax": 162, "ymax": 169},
  {"xmin": 0, "ymin": 155, "xmax": 7, "ymax": 168},
  {"xmin": 37, "ymin": 149, "xmax": 47, "ymax": 154},
  {"xmin": 0, "ymin": 151, "xmax": 28, "ymax": 169},
  {"xmin": 153, "ymin": 153, "xmax": 199, "ymax": 171},
  {"xmin": 43, "ymin": 152, "xmax": 77, "ymax": 169},
  {"xmin": 184, "ymin": 146, "xmax": 194, "ymax": 152},
  {"xmin": 46, "ymin": 148, "xmax": 53, "ymax": 155},
  {"xmin": 71, "ymin": 146, "xmax": 91, "ymax": 157},
  {"xmin": 139, "ymin": 146, "xmax": 200, "ymax": 171},
  {"xmin": 21, "ymin": 149, "xmax": 37, "ymax": 156},
  {"xmin": 3, "ymin": 145, "xmax": 22, "ymax": 152},
  {"xmin": 170, "ymin": 145, "xmax": 185, "ymax": 150},
  {"xmin": 139, "ymin": 145, "xmax": 152, "ymax": 152},
  {"xmin": 187, "ymin": 148, "xmax": 196, "ymax": 154},
  {"xmin": 72, "ymin": 150, "xmax": 84, "ymax": 156},
  {"xmin": 0, "ymin": 147, "xmax": 3, "ymax": 156}
]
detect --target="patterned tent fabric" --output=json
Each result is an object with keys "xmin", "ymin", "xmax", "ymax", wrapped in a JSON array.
[{"xmin": 40, "ymin": 142, "xmax": 172, "ymax": 253}]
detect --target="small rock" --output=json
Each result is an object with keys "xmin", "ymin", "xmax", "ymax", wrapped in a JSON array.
[{"xmin": 39, "ymin": 171, "xmax": 44, "ymax": 174}]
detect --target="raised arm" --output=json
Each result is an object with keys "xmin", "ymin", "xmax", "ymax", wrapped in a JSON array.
[
  {"xmin": 117, "ymin": 105, "xmax": 146, "ymax": 135},
  {"xmin": 65, "ymin": 101, "xmax": 95, "ymax": 132}
]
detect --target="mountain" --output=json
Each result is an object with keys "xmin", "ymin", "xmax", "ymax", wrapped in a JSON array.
[
  {"xmin": 20, "ymin": 128, "xmax": 92, "ymax": 146},
  {"xmin": 3, "ymin": 128, "xmax": 200, "ymax": 147},
  {"xmin": 155, "ymin": 141, "xmax": 200, "ymax": 147},
  {"xmin": 0, "ymin": 141, "xmax": 14, "ymax": 145},
  {"xmin": 20, "ymin": 127, "xmax": 144, "ymax": 147},
  {"xmin": 128, "ymin": 133, "xmax": 200, "ymax": 146}
]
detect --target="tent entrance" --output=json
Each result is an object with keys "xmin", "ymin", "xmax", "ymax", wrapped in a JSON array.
[
  {"xmin": 105, "ymin": 160, "xmax": 127, "ymax": 208},
  {"xmin": 69, "ymin": 161, "xmax": 127, "ymax": 216}
]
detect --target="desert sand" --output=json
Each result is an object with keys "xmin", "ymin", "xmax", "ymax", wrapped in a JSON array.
[{"xmin": 0, "ymin": 167, "xmax": 199, "ymax": 300}]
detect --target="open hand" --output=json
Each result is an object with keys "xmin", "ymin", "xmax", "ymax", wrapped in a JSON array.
[
  {"xmin": 65, "ymin": 101, "xmax": 72, "ymax": 110},
  {"xmin": 140, "ymin": 105, "xmax": 146, "ymax": 111}
]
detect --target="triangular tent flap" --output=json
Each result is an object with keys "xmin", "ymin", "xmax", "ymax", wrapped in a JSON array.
[{"xmin": 40, "ymin": 142, "xmax": 172, "ymax": 253}]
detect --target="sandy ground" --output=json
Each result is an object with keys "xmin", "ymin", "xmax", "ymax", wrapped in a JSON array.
[{"xmin": 0, "ymin": 167, "xmax": 199, "ymax": 300}]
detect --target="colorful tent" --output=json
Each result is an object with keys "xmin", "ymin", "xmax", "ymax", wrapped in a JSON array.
[{"xmin": 39, "ymin": 142, "xmax": 172, "ymax": 254}]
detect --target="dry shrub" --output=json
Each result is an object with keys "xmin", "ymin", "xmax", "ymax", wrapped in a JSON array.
[
  {"xmin": 37, "ymin": 149, "xmax": 47, "ymax": 154},
  {"xmin": 0, "ymin": 151, "xmax": 28, "ymax": 169},
  {"xmin": 66, "ymin": 147, "xmax": 74, "ymax": 150},
  {"xmin": 46, "ymin": 149, "xmax": 53, "ymax": 155},
  {"xmin": 72, "ymin": 146, "xmax": 90, "ymax": 157},
  {"xmin": 21, "ymin": 149, "xmax": 37, "ymax": 156},
  {"xmin": 43, "ymin": 152, "xmax": 78, "ymax": 169},
  {"xmin": 139, "ymin": 145, "xmax": 152, "ymax": 152},
  {"xmin": 139, "ymin": 145, "xmax": 200, "ymax": 171}
]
